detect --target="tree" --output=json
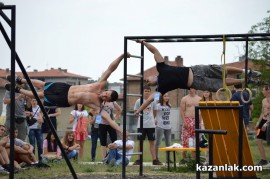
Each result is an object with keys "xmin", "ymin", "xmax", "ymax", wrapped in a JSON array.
[{"xmin": 248, "ymin": 10, "xmax": 270, "ymax": 119}]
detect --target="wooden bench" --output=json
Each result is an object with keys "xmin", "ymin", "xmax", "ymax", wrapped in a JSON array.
[{"xmin": 159, "ymin": 147, "xmax": 208, "ymax": 171}]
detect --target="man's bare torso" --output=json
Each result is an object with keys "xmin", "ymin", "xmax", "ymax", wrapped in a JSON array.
[
  {"xmin": 182, "ymin": 95, "xmax": 201, "ymax": 118},
  {"xmin": 67, "ymin": 81, "xmax": 107, "ymax": 109}
]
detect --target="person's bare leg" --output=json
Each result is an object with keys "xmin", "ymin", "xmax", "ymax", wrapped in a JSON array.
[
  {"xmin": 79, "ymin": 141, "xmax": 85, "ymax": 160},
  {"xmin": 226, "ymin": 67, "xmax": 243, "ymax": 75},
  {"xmin": 149, "ymin": 140, "xmax": 156, "ymax": 160},
  {"xmin": 1, "ymin": 147, "xmax": 10, "ymax": 164},
  {"xmin": 257, "ymin": 139, "xmax": 267, "ymax": 160},
  {"xmin": 101, "ymin": 146, "xmax": 107, "ymax": 159},
  {"xmin": 225, "ymin": 78, "xmax": 244, "ymax": 86}
]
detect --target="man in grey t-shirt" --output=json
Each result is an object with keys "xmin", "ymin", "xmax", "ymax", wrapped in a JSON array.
[
  {"xmin": 133, "ymin": 85, "xmax": 162, "ymax": 165},
  {"xmin": 3, "ymin": 90, "xmax": 27, "ymax": 141}
]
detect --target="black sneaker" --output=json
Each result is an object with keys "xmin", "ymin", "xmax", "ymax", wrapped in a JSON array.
[
  {"xmin": 248, "ymin": 69, "xmax": 261, "ymax": 78},
  {"xmin": 152, "ymin": 159, "xmax": 163, "ymax": 165},
  {"xmin": 132, "ymin": 160, "xmax": 140, "ymax": 165},
  {"xmin": 6, "ymin": 75, "xmax": 23, "ymax": 85},
  {"xmin": 256, "ymin": 159, "xmax": 268, "ymax": 166}
]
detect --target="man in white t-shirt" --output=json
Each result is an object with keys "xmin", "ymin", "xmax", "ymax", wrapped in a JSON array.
[
  {"xmin": 105, "ymin": 133, "xmax": 134, "ymax": 167},
  {"xmin": 133, "ymin": 85, "xmax": 162, "ymax": 165}
]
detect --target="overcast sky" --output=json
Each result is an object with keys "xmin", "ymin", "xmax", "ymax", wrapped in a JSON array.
[{"xmin": 0, "ymin": 0, "xmax": 269, "ymax": 82}]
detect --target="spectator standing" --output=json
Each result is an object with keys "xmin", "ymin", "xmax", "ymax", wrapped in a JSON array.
[
  {"xmin": 155, "ymin": 93, "xmax": 172, "ymax": 163},
  {"xmin": 42, "ymin": 107, "xmax": 61, "ymax": 139},
  {"xmin": 255, "ymin": 86, "xmax": 270, "ymax": 166},
  {"xmin": 3, "ymin": 84, "xmax": 27, "ymax": 141},
  {"xmin": 99, "ymin": 101, "xmax": 122, "ymax": 160},
  {"xmin": 133, "ymin": 85, "xmax": 162, "ymax": 165},
  {"xmin": 180, "ymin": 88, "xmax": 201, "ymax": 161},
  {"xmin": 26, "ymin": 98, "xmax": 43, "ymax": 161},
  {"xmin": 89, "ymin": 113, "xmax": 100, "ymax": 162},
  {"xmin": 69, "ymin": 104, "xmax": 88, "ymax": 160},
  {"xmin": 231, "ymin": 84, "xmax": 253, "ymax": 130}
]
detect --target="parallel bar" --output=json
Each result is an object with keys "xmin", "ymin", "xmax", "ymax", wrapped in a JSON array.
[
  {"xmin": 130, "ymin": 54, "xmax": 143, "ymax": 59},
  {"xmin": 126, "ymin": 152, "xmax": 142, "ymax": 156},
  {"xmin": 128, "ymin": 132, "xmax": 142, "ymax": 136},
  {"xmin": 125, "ymin": 33, "xmax": 270, "ymax": 42},
  {"xmin": 195, "ymin": 129, "xmax": 227, "ymax": 135},
  {"xmin": 127, "ymin": 74, "xmax": 143, "ymax": 78},
  {"xmin": 127, "ymin": 93, "xmax": 142, "ymax": 97}
]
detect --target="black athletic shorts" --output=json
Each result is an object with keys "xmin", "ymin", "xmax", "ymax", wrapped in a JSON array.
[
  {"xmin": 137, "ymin": 128, "xmax": 155, "ymax": 141},
  {"xmin": 257, "ymin": 118, "xmax": 268, "ymax": 140},
  {"xmin": 44, "ymin": 82, "xmax": 71, "ymax": 107},
  {"xmin": 99, "ymin": 124, "xmax": 117, "ymax": 146}
]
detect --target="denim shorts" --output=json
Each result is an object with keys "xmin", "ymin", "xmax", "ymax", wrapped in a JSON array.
[{"xmin": 190, "ymin": 65, "xmax": 224, "ymax": 92}]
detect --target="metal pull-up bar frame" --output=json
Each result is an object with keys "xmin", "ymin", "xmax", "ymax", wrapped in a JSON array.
[{"xmin": 0, "ymin": 4, "xmax": 77, "ymax": 179}]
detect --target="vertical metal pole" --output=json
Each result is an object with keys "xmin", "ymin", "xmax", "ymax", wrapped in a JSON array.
[
  {"xmin": 244, "ymin": 36, "xmax": 249, "ymax": 88},
  {"xmin": 195, "ymin": 107, "xmax": 200, "ymax": 179},
  {"xmin": 0, "ymin": 10, "xmax": 78, "ymax": 179},
  {"xmin": 122, "ymin": 37, "xmax": 128, "ymax": 179},
  {"xmin": 238, "ymin": 105, "xmax": 243, "ymax": 178},
  {"xmin": 9, "ymin": 5, "xmax": 16, "ymax": 179},
  {"xmin": 208, "ymin": 134, "xmax": 213, "ymax": 179},
  {"xmin": 139, "ymin": 42, "xmax": 144, "ymax": 176}
]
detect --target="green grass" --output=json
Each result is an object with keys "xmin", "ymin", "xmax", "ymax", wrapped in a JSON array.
[{"xmin": 1, "ymin": 137, "xmax": 270, "ymax": 178}]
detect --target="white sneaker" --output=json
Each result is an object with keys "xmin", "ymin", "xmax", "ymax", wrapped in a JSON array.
[{"xmin": 264, "ymin": 162, "xmax": 270, "ymax": 169}]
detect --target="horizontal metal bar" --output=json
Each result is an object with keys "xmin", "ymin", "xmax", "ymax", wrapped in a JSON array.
[
  {"xmin": 129, "ymin": 133, "xmax": 142, "ymax": 136},
  {"xmin": 125, "ymin": 33, "xmax": 270, "ymax": 42},
  {"xmin": 44, "ymin": 106, "xmax": 58, "ymax": 109},
  {"xmin": 126, "ymin": 152, "xmax": 142, "ymax": 156},
  {"xmin": 195, "ymin": 129, "xmax": 227, "ymax": 135},
  {"xmin": 126, "ymin": 112, "xmax": 141, "ymax": 116},
  {"xmin": 126, "ymin": 74, "xmax": 143, "ymax": 78},
  {"xmin": 127, "ymin": 94, "xmax": 142, "ymax": 97},
  {"xmin": 130, "ymin": 55, "xmax": 143, "ymax": 59}
]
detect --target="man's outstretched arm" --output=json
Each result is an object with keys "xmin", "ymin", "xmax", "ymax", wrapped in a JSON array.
[
  {"xmin": 137, "ymin": 40, "xmax": 164, "ymax": 63},
  {"xmin": 135, "ymin": 93, "xmax": 155, "ymax": 115},
  {"xmin": 99, "ymin": 53, "xmax": 131, "ymax": 82}
]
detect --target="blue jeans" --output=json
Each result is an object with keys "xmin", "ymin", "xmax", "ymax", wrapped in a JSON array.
[
  {"xmin": 90, "ymin": 130, "xmax": 99, "ymax": 161},
  {"xmin": 67, "ymin": 150, "xmax": 79, "ymax": 159},
  {"xmin": 107, "ymin": 149, "xmax": 129, "ymax": 166},
  {"xmin": 28, "ymin": 129, "xmax": 43, "ymax": 161}
]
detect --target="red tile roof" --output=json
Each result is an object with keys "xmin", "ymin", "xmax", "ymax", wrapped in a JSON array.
[{"xmin": 0, "ymin": 68, "xmax": 90, "ymax": 79}]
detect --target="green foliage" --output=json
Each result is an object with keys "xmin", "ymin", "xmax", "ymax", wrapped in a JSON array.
[{"xmin": 248, "ymin": 11, "xmax": 270, "ymax": 117}]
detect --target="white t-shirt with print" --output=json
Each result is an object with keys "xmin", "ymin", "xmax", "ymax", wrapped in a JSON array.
[
  {"xmin": 134, "ymin": 99, "xmax": 157, "ymax": 128},
  {"xmin": 156, "ymin": 103, "xmax": 171, "ymax": 130}
]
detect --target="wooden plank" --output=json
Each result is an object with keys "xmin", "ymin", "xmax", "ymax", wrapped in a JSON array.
[
  {"xmin": 199, "ymin": 101, "xmax": 257, "ymax": 178},
  {"xmin": 200, "ymin": 101, "xmax": 231, "ymax": 177}
]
